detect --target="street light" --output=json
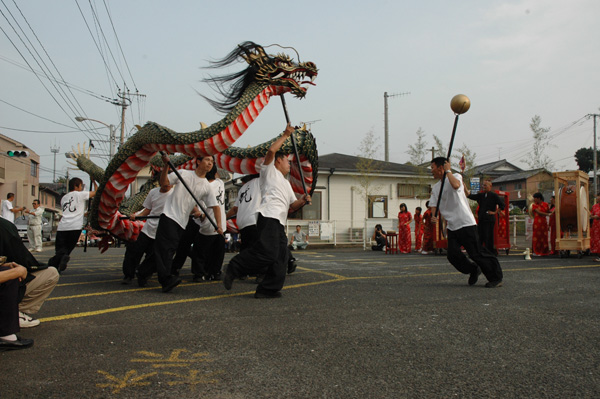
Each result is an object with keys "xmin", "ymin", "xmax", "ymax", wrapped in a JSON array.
[{"xmin": 75, "ymin": 116, "xmax": 116, "ymax": 158}]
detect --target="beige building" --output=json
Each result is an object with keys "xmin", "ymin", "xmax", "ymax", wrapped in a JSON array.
[{"xmin": 0, "ymin": 133, "xmax": 41, "ymax": 213}]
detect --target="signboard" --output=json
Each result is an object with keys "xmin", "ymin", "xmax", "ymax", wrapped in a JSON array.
[
  {"xmin": 308, "ymin": 221, "xmax": 320, "ymax": 237},
  {"xmin": 470, "ymin": 177, "xmax": 480, "ymax": 193},
  {"xmin": 320, "ymin": 222, "xmax": 333, "ymax": 240}
]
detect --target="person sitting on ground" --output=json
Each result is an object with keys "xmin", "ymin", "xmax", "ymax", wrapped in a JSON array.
[
  {"xmin": 0, "ymin": 218, "xmax": 60, "ymax": 328},
  {"xmin": 290, "ymin": 225, "xmax": 309, "ymax": 250},
  {"xmin": 371, "ymin": 224, "xmax": 387, "ymax": 251},
  {"xmin": 0, "ymin": 261, "xmax": 34, "ymax": 352}
]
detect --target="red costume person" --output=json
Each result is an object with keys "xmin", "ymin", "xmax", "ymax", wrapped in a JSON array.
[
  {"xmin": 548, "ymin": 196, "xmax": 557, "ymax": 255},
  {"xmin": 531, "ymin": 192, "xmax": 550, "ymax": 256},
  {"xmin": 421, "ymin": 202, "xmax": 434, "ymax": 253},
  {"xmin": 413, "ymin": 207, "xmax": 424, "ymax": 252},
  {"xmin": 590, "ymin": 193, "xmax": 600, "ymax": 259},
  {"xmin": 397, "ymin": 203, "xmax": 412, "ymax": 254}
]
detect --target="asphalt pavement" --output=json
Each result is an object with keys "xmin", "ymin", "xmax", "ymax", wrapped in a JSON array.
[{"xmin": 2, "ymin": 244, "xmax": 600, "ymax": 398}]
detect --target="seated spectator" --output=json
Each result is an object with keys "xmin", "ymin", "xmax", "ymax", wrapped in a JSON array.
[
  {"xmin": 0, "ymin": 218, "xmax": 59, "ymax": 328},
  {"xmin": 371, "ymin": 224, "xmax": 387, "ymax": 251},
  {"xmin": 290, "ymin": 225, "xmax": 309, "ymax": 250},
  {"xmin": 0, "ymin": 260, "xmax": 34, "ymax": 351}
]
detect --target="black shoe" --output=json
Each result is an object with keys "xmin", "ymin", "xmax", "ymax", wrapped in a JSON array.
[
  {"xmin": 58, "ymin": 255, "xmax": 70, "ymax": 273},
  {"xmin": 485, "ymin": 280, "xmax": 503, "ymax": 288},
  {"xmin": 161, "ymin": 276, "xmax": 181, "ymax": 293},
  {"xmin": 468, "ymin": 267, "xmax": 481, "ymax": 286},
  {"xmin": 137, "ymin": 277, "xmax": 148, "ymax": 287},
  {"xmin": 121, "ymin": 276, "xmax": 132, "ymax": 285},
  {"xmin": 0, "ymin": 336, "xmax": 34, "ymax": 352},
  {"xmin": 192, "ymin": 275, "xmax": 203, "ymax": 283},
  {"xmin": 202, "ymin": 274, "xmax": 215, "ymax": 282},
  {"xmin": 254, "ymin": 291, "xmax": 282, "ymax": 299}
]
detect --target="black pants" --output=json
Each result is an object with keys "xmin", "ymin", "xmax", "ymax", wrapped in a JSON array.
[
  {"xmin": 122, "ymin": 232, "xmax": 155, "ymax": 279},
  {"xmin": 196, "ymin": 234, "xmax": 225, "ymax": 277},
  {"xmin": 0, "ymin": 266, "xmax": 20, "ymax": 336},
  {"xmin": 477, "ymin": 221, "xmax": 496, "ymax": 255},
  {"xmin": 153, "ymin": 215, "xmax": 185, "ymax": 285},
  {"xmin": 228, "ymin": 215, "xmax": 289, "ymax": 295},
  {"xmin": 447, "ymin": 225, "xmax": 503, "ymax": 282},
  {"xmin": 239, "ymin": 225, "xmax": 259, "ymax": 252},
  {"xmin": 48, "ymin": 230, "xmax": 81, "ymax": 267},
  {"xmin": 171, "ymin": 216, "xmax": 202, "ymax": 276}
]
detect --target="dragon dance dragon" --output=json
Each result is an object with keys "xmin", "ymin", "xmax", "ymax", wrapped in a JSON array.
[{"xmin": 69, "ymin": 41, "xmax": 319, "ymax": 242}]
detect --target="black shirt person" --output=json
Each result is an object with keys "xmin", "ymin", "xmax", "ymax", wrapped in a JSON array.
[{"xmin": 464, "ymin": 179, "xmax": 504, "ymax": 255}]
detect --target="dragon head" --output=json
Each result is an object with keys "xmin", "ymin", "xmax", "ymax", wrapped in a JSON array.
[
  {"xmin": 203, "ymin": 42, "xmax": 318, "ymax": 113},
  {"xmin": 242, "ymin": 46, "xmax": 318, "ymax": 98}
]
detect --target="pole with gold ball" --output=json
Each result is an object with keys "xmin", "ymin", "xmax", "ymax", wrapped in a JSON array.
[{"xmin": 434, "ymin": 94, "xmax": 471, "ymax": 217}]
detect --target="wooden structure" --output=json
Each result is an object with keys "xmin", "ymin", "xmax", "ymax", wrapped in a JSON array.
[
  {"xmin": 433, "ymin": 216, "xmax": 447, "ymax": 255},
  {"xmin": 385, "ymin": 232, "xmax": 398, "ymax": 254},
  {"xmin": 552, "ymin": 170, "xmax": 590, "ymax": 258}
]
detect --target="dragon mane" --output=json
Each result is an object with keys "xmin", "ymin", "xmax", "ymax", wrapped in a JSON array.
[{"xmin": 201, "ymin": 41, "xmax": 267, "ymax": 114}]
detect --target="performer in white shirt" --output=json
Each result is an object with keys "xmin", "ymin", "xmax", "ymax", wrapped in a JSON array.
[
  {"xmin": 121, "ymin": 183, "xmax": 173, "ymax": 286},
  {"xmin": 428, "ymin": 157, "xmax": 503, "ymax": 288},
  {"xmin": 223, "ymin": 124, "xmax": 310, "ymax": 298},
  {"xmin": 153, "ymin": 155, "xmax": 223, "ymax": 293},
  {"xmin": 48, "ymin": 178, "xmax": 97, "ymax": 273}
]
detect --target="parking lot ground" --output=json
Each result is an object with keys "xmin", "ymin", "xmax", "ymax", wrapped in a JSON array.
[{"xmin": 3, "ymin": 246, "xmax": 600, "ymax": 398}]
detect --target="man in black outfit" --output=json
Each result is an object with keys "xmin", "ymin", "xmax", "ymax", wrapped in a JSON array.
[{"xmin": 464, "ymin": 179, "xmax": 505, "ymax": 256}]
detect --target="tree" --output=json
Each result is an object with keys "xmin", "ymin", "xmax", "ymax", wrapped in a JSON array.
[
  {"xmin": 406, "ymin": 128, "xmax": 428, "ymax": 165},
  {"xmin": 432, "ymin": 134, "xmax": 447, "ymax": 158},
  {"xmin": 522, "ymin": 115, "xmax": 554, "ymax": 171},
  {"xmin": 453, "ymin": 144, "xmax": 477, "ymax": 181},
  {"xmin": 354, "ymin": 129, "xmax": 384, "ymax": 220},
  {"xmin": 574, "ymin": 147, "xmax": 600, "ymax": 173}
]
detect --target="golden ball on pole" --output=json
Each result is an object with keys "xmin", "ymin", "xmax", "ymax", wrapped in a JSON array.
[{"xmin": 450, "ymin": 94, "xmax": 471, "ymax": 115}]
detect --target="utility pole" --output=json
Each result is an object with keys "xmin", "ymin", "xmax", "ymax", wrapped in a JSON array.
[
  {"xmin": 588, "ymin": 114, "xmax": 600, "ymax": 196},
  {"xmin": 113, "ymin": 89, "xmax": 146, "ymax": 145},
  {"xmin": 384, "ymin": 91, "xmax": 410, "ymax": 162},
  {"xmin": 50, "ymin": 144, "xmax": 60, "ymax": 182}
]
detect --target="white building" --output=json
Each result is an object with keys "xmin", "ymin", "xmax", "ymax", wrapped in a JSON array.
[{"xmin": 225, "ymin": 153, "xmax": 435, "ymax": 246}]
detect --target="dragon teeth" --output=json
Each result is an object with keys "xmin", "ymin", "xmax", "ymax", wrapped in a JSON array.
[{"xmin": 273, "ymin": 72, "xmax": 285, "ymax": 79}]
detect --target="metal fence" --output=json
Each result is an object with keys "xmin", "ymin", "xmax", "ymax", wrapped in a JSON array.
[{"xmin": 286, "ymin": 214, "xmax": 537, "ymax": 250}]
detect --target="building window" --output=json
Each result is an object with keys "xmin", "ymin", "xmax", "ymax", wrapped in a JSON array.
[
  {"xmin": 289, "ymin": 191, "xmax": 321, "ymax": 220},
  {"xmin": 515, "ymin": 183, "xmax": 522, "ymax": 190},
  {"xmin": 498, "ymin": 185, "xmax": 505, "ymax": 191},
  {"xmin": 31, "ymin": 185, "xmax": 36, "ymax": 196},
  {"xmin": 368, "ymin": 195, "xmax": 387, "ymax": 218},
  {"xmin": 30, "ymin": 161, "xmax": 38, "ymax": 177},
  {"xmin": 397, "ymin": 183, "xmax": 429, "ymax": 198}
]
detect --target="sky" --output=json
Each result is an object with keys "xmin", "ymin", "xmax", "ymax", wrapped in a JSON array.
[{"xmin": 1, "ymin": 0, "xmax": 599, "ymax": 183}]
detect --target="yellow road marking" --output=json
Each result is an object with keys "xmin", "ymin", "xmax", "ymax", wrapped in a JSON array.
[{"xmin": 40, "ymin": 263, "xmax": 600, "ymax": 323}]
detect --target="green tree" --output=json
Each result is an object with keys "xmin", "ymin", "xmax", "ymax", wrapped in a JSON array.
[
  {"xmin": 406, "ymin": 127, "xmax": 428, "ymax": 165},
  {"xmin": 522, "ymin": 115, "xmax": 554, "ymax": 170},
  {"xmin": 432, "ymin": 134, "xmax": 447, "ymax": 158},
  {"xmin": 354, "ymin": 129, "xmax": 383, "ymax": 219},
  {"xmin": 574, "ymin": 147, "xmax": 600, "ymax": 173}
]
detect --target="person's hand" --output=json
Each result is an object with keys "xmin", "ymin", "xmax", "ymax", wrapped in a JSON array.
[
  {"xmin": 304, "ymin": 194, "xmax": 311, "ymax": 205},
  {"xmin": 216, "ymin": 227, "xmax": 224, "ymax": 235},
  {"xmin": 5, "ymin": 262, "xmax": 28, "ymax": 281},
  {"xmin": 431, "ymin": 215, "xmax": 438, "ymax": 224},
  {"xmin": 443, "ymin": 160, "xmax": 452, "ymax": 172},
  {"xmin": 161, "ymin": 153, "xmax": 170, "ymax": 165},
  {"xmin": 283, "ymin": 123, "xmax": 294, "ymax": 137},
  {"xmin": 130, "ymin": 214, "xmax": 136, "ymax": 221}
]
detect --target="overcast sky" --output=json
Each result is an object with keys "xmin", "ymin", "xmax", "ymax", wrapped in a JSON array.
[{"xmin": 1, "ymin": 0, "xmax": 599, "ymax": 183}]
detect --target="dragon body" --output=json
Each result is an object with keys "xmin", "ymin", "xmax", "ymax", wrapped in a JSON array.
[{"xmin": 72, "ymin": 42, "xmax": 318, "ymax": 242}]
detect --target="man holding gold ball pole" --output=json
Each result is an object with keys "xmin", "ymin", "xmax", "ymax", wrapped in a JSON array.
[{"xmin": 429, "ymin": 95, "xmax": 504, "ymax": 288}]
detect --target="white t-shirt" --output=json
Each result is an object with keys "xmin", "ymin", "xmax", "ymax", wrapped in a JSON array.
[
  {"xmin": 58, "ymin": 191, "xmax": 90, "ymax": 231},
  {"xmin": 28, "ymin": 207, "xmax": 44, "ymax": 226},
  {"xmin": 428, "ymin": 173, "xmax": 476, "ymax": 231},
  {"xmin": 198, "ymin": 179, "xmax": 225, "ymax": 236},
  {"xmin": 163, "ymin": 169, "xmax": 217, "ymax": 229},
  {"xmin": 141, "ymin": 187, "xmax": 172, "ymax": 239},
  {"xmin": 1, "ymin": 200, "xmax": 14, "ymax": 223},
  {"xmin": 257, "ymin": 161, "xmax": 297, "ymax": 226},
  {"xmin": 235, "ymin": 178, "xmax": 261, "ymax": 229}
]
